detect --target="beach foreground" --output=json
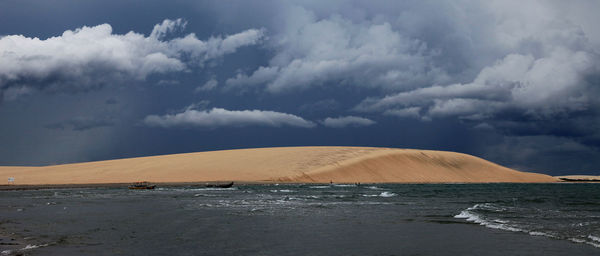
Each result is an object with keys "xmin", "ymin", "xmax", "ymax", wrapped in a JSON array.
[{"xmin": 0, "ymin": 147, "xmax": 557, "ymax": 185}]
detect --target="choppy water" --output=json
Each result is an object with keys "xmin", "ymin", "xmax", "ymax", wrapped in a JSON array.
[{"xmin": 1, "ymin": 184, "xmax": 599, "ymax": 255}]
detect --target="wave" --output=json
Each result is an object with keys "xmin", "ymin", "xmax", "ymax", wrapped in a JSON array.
[
  {"xmin": 362, "ymin": 192, "xmax": 397, "ymax": 198},
  {"xmin": 333, "ymin": 184, "xmax": 356, "ymax": 187},
  {"xmin": 1, "ymin": 244, "xmax": 49, "ymax": 255},
  {"xmin": 270, "ymin": 189, "xmax": 295, "ymax": 193},
  {"xmin": 455, "ymin": 203, "xmax": 600, "ymax": 248},
  {"xmin": 379, "ymin": 192, "xmax": 397, "ymax": 197},
  {"xmin": 569, "ymin": 238, "xmax": 600, "ymax": 248},
  {"xmin": 454, "ymin": 207, "xmax": 523, "ymax": 232}
]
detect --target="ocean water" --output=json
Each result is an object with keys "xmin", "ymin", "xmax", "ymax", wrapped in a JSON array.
[{"xmin": 1, "ymin": 184, "xmax": 599, "ymax": 255}]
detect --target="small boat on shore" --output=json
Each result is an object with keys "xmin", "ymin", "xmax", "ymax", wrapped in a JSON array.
[
  {"xmin": 205, "ymin": 182, "xmax": 234, "ymax": 188},
  {"xmin": 128, "ymin": 181, "xmax": 156, "ymax": 190}
]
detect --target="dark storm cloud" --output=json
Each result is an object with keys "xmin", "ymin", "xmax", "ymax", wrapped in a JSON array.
[
  {"xmin": 217, "ymin": 0, "xmax": 600, "ymax": 147},
  {"xmin": 1, "ymin": 0, "xmax": 600, "ymax": 174},
  {"xmin": 223, "ymin": 5, "xmax": 447, "ymax": 93},
  {"xmin": 0, "ymin": 18, "xmax": 264, "ymax": 99},
  {"xmin": 104, "ymin": 98, "xmax": 118, "ymax": 105},
  {"xmin": 298, "ymin": 99, "xmax": 341, "ymax": 116},
  {"xmin": 482, "ymin": 135, "xmax": 600, "ymax": 174},
  {"xmin": 45, "ymin": 116, "xmax": 115, "ymax": 131}
]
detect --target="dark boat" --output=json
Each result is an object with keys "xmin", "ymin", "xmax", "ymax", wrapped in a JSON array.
[
  {"xmin": 128, "ymin": 181, "xmax": 156, "ymax": 190},
  {"xmin": 206, "ymin": 182, "xmax": 234, "ymax": 188}
]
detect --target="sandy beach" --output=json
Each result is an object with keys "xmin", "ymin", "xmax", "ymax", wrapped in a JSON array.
[{"xmin": 0, "ymin": 147, "xmax": 557, "ymax": 185}]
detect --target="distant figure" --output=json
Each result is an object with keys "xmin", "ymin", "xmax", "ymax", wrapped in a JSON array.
[{"xmin": 330, "ymin": 180, "xmax": 333, "ymax": 185}]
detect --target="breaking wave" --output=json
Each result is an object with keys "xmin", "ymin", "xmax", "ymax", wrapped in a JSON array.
[{"xmin": 455, "ymin": 203, "xmax": 600, "ymax": 248}]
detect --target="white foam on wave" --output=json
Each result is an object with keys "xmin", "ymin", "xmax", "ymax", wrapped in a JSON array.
[
  {"xmin": 454, "ymin": 210, "xmax": 481, "ymax": 222},
  {"xmin": 569, "ymin": 238, "xmax": 586, "ymax": 243},
  {"xmin": 454, "ymin": 204, "xmax": 600, "ymax": 248},
  {"xmin": 588, "ymin": 235, "xmax": 600, "ymax": 242},
  {"xmin": 1, "ymin": 244, "xmax": 50, "ymax": 255},
  {"xmin": 361, "ymin": 191, "xmax": 397, "ymax": 198},
  {"xmin": 454, "ymin": 204, "xmax": 522, "ymax": 232},
  {"xmin": 309, "ymin": 186, "xmax": 330, "ymax": 189},
  {"xmin": 333, "ymin": 184, "xmax": 356, "ymax": 187},
  {"xmin": 568, "ymin": 238, "xmax": 600, "ymax": 248},
  {"xmin": 379, "ymin": 192, "xmax": 397, "ymax": 197},
  {"xmin": 270, "ymin": 189, "xmax": 295, "ymax": 193},
  {"xmin": 22, "ymin": 244, "xmax": 48, "ymax": 250},
  {"xmin": 528, "ymin": 231, "xmax": 556, "ymax": 238},
  {"xmin": 585, "ymin": 235, "xmax": 600, "ymax": 248},
  {"xmin": 366, "ymin": 186, "xmax": 383, "ymax": 190}
]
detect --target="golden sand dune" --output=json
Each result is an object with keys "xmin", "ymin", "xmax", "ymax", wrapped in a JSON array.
[{"xmin": 0, "ymin": 147, "xmax": 557, "ymax": 185}]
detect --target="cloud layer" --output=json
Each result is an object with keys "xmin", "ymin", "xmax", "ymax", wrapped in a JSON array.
[
  {"xmin": 0, "ymin": 18, "xmax": 263, "ymax": 98},
  {"xmin": 144, "ymin": 107, "xmax": 315, "ymax": 128},
  {"xmin": 322, "ymin": 116, "xmax": 375, "ymax": 128},
  {"xmin": 225, "ymin": 6, "xmax": 446, "ymax": 93},
  {"xmin": 1, "ymin": 0, "xmax": 600, "ymax": 173}
]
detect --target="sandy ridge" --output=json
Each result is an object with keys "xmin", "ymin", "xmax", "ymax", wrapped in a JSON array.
[{"xmin": 0, "ymin": 147, "xmax": 557, "ymax": 185}]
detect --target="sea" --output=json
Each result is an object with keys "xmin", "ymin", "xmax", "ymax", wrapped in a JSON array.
[{"xmin": 1, "ymin": 183, "xmax": 599, "ymax": 255}]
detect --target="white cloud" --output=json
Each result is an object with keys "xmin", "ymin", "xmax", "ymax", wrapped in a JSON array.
[
  {"xmin": 0, "ymin": 19, "xmax": 264, "ymax": 98},
  {"xmin": 217, "ymin": 1, "xmax": 600, "ymax": 135},
  {"xmin": 321, "ymin": 116, "xmax": 375, "ymax": 128},
  {"xmin": 356, "ymin": 49, "xmax": 598, "ymax": 120},
  {"xmin": 149, "ymin": 18, "xmax": 187, "ymax": 39},
  {"xmin": 195, "ymin": 78, "xmax": 218, "ymax": 92},
  {"xmin": 144, "ymin": 107, "xmax": 315, "ymax": 128},
  {"xmin": 224, "ymin": 6, "xmax": 447, "ymax": 93}
]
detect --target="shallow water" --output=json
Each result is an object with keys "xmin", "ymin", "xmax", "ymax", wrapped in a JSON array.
[{"xmin": 1, "ymin": 184, "xmax": 599, "ymax": 255}]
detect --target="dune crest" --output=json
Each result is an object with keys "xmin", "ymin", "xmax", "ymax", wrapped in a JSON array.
[{"xmin": 0, "ymin": 147, "xmax": 557, "ymax": 185}]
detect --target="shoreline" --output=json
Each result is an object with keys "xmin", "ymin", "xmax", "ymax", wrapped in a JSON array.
[{"xmin": 0, "ymin": 181, "xmax": 571, "ymax": 191}]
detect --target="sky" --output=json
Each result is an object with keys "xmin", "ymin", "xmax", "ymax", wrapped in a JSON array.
[{"xmin": 1, "ymin": 0, "xmax": 599, "ymax": 175}]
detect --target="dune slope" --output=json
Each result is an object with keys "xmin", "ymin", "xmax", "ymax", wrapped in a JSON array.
[{"xmin": 0, "ymin": 147, "xmax": 557, "ymax": 185}]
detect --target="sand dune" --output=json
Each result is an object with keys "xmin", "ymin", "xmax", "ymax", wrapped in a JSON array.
[{"xmin": 0, "ymin": 147, "xmax": 557, "ymax": 185}]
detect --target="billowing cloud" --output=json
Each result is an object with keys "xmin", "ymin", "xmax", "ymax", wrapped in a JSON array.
[
  {"xmin": 356, "ymin": 51, "xmax": 598, "ymax": 119},
  {"xmin": 0, "ymin": 18, "xmax": 264, "ymax": 98},
  {"xmin": 144, "ymin": 107, "xmax": 315, "ymax": 128},
  {"xmin": 225, "ymin": 6, "xmax": 447, "ymax": 93},
  {"xmin": 347, "ymin": 1, "xmax": 600, "ymax": 146},
  {"xmin": 321, "ymin": 116, "xmax": 375, "ymax": 128}
]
